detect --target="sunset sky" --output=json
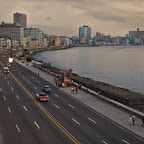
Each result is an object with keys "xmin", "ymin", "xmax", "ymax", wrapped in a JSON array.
[{"xmin": 0, "ymin": 0, "xmax": 144, "ymax": 37}]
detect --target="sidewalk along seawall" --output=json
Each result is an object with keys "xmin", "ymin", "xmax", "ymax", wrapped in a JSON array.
[{"xmin": 32, "ymin": 62, "xmax": 144, "ymax": 118}]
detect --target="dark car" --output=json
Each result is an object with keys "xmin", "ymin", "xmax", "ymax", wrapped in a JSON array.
[
  {"xmin": 43, "ymin": 85, "xmax": 51, "ymax": 93},
  {"xmin": 36, "ymin": 92, "xmax": 49, "ymax": 101}
]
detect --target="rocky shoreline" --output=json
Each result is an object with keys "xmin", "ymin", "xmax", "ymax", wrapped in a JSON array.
[{"xmin": 32, "ymin": 58, "xmax": 144, "ymax": 113}]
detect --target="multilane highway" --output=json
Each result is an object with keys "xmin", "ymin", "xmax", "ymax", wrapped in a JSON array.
[{"xmin": 0, "ymin": 53, "xmax": 144, "ymax": 144}]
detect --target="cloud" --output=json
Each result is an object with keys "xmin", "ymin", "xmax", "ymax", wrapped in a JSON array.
[{"xmin": 45, "ymin": 17, "xmax": 51, "ymax": 21}]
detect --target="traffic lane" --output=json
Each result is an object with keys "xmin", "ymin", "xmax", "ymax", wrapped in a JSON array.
[
  {"xmin": 10, "ymin": 62, "xmax": 144, "ymax": 144},
  {"xmin": 0, "ymin": 73, "xmax": 73, "ymax": 144}
]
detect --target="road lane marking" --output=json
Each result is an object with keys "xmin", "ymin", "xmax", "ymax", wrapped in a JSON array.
[
  {"xmin": 37, "ymin": 81, "xmax": 40, "ymax": 83},
  {"xmin": 16, "ymin": 125, "xmax": 21, "ymax": 132},
  {"xmin": 3, "ymin": 96, "xmax": 6, "ymax": 100},
  {"xmin": 122, "ymin": 140, "xmax": 130, "ymax": 144},
  {"xmin": 34, "ymin": 87, "xmax": 37, "ymax": 89},
  {"xmin": 23, "ymin": 77, "xmax": 25, "ymax": 79},
  {"xmin": 28, "ymin": 81, "xmax": 30, "ymax": 83},
  {"xmin": 26, "ymin": 73, "xmax": 28, "ymax": 74},
  {"xmin": 4, "ymin": 77, "xmax": 6, "ymax": 79},
  {"xmin": 54, "ymin": 104, "xmax": 59, "ymax": 109},
  {"xmin": 55, "ymin": 94, "xmax": 59, "ymax": 97},
  {"xmin": 72, "ymin": 118, "xmax": 80, "ymax": 125},
  {"xmin": 11, "ymin": 87, "xmax": 14, "ymax": 90},
  {"xmin": 69, "ymin": 104, "xmax": 74, "ymax": 109},
  {"xmin": 88, "ymin": 118, "xmax": 96, "ymax": 124},
  {"xmin": 34, "ymin": 121, "xmax": 40, "ymax": 129},
  {"xmin": 8, "ymin": 71, "xmax": 81, "ymax": 144},
  {"xmin": 102, "ymin": 140, "xmax": 108, "ymax": 144},
  {"xmin": 0, "ymin": 88, "xmax": 2, "ymax": 91},
  {"xmin": 19, "ymin": 73, "xmax": 20, "ymax": 75},
  {"xmin": 7, "ymin": 81, "xmax": 9, "ymax": 84},
  {"xmin": 32, "ymin": 77, "xmax": 34, "ymax": 79},
  {"xmin": 8, "ymin": 107, "xmax": 11, "ymax": 113},
  {"xmin": 16, "ymin": 95, "xmax": 19, "ymax": 99},
  {"xmin": 23, "ymin": 105, "xmax": 28, "ymax": 111}
]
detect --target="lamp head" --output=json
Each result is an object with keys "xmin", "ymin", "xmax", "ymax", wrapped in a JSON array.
[{"xmin": 8, "ymin": 57, "xmax": 13, "ymax": 63}]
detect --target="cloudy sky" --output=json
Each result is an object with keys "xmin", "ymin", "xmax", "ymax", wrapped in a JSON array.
[{"xmin": 0, "ymin": 0, "xmax": 144, "ymax": 37}]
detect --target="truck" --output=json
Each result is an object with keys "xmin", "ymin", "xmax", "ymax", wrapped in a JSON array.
[{"xmin": 3, "ymin": 67, "xmax": 9, "ymax": 74}]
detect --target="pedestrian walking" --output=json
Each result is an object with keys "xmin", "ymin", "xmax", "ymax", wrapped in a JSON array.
[
  {"xmin": 56, "ymin": 80, "xmax": 58, "ymax": 86},
  {"xmin": 129, "ymin": 116, "xmax": 132, "ymax": 125},
  {"xmin": 75, "ymin": 87, "xmax": 78, "ymax": 94},
  {"xmin": 87, "ymin": 88, "xmax": 89, "ymax": 92},
  {"xmin": 142, "ymin": 117, "xmax": 144, "ymax": 127},
  {"xmin": 132, "ymin": 115, "xmax": 136, "ymax": 125},
  {"xmin": 71, "ymin": 88, "xmax": 74, "ymax": 94}
]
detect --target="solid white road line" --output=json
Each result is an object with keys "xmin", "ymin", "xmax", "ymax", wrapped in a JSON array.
[
  {"xmin": 37, "ymin": 81, "xmax": 40, "ymax": 83},
  {"xmin": 102, "ymin": 140, "xmax": 108, "ymax": 144},
  {"xmin": 88, "ymin": 118, "xmax": 96, "ymax": 124},
  {"xmin": 55, "ymin": 94, "xmax": 59, "ymax": 97},
  {"xmin": 28, "ymin": 81, "xmax": 30, "ymax": 83},
  {"xmin": 122, "ymin": 140, "xmax": 130, "ymax": 144},
  {"xmin": 8, "ymin": 107, "xmax": 11, "ymax": 113},
  {"xmin": 16, "ymin": 95, "xmax": 19, "ymax": 99},
  {"xmin": 3, "ymin": 96, "xmax": 6, "ymax": 101},
  {"xmin": 69, "ymin": 104, "xmax": 74, "ymax": 109},
  {"xmin": 16, "ymin": 125, "xmax": 21, "ymax": 132},
  {"xmin": 54, "ymin": 104, "xmax": 59, "ymax": 109},
  {"xmin": 34, "ymin": 87, "xmax": 37, "ymax": 89},
  {"xmin": 11, "ymin": 87, "xmax": 14, "ymax": 90},
  {"xmin": 72, "ymin": 118, "xmax": 80, "ymax": 125},
  {"xmin": 7, "ymin": 81, "xmax": 9, "ymax": 84},
  {"xmin": 34, "ymin": 121, "xmax": 40, "ymax": 129},
  {"xmin": 0, "ymin": 88, "xmax": 2, "ymax": 91},
  {"xmin": 23, "ymin": 105, "xmax": 28, "ymax": 111}
]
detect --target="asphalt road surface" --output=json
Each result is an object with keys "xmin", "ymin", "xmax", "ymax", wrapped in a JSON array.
[{"xmin": 0, "ymin": 53, "xmax": 144, "ymax": 144}]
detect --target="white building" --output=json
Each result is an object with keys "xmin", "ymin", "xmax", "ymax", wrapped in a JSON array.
[
  {"xmin": 0, "ymin": 22, "xmax": 24, "ymax": 46},
  {"xmin": 24, "ymin": 28, "xmax": 43, "ymax": 47}
]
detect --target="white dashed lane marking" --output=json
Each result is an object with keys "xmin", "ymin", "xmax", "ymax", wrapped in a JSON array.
[
  {"xmin": 69, "ymin": 104, "xmax": 74, "ymax": 109},
  {"xmin": 37, "ymin": 81, "xmax": 40, "ymax": 83},
  {"xmin": 11, "ymin": 87, "xmax": 14, "ymax": 90},
  {"xmin": 8, "ymin": 107, "xmax": 11, "ymax": 113},
  {"xmin": 54, "ymin": 104, "xmax": 59, "ymax": 109},
  {"xmin": 102, "ymin": 140, "xmax": 108, "ymax": 144},
  {"xmin": 72, "ymin": 118, "xmax": 80, "ymax": 125},
  {"xmin": 34, "ymin": 87, "xmax": 37, "ymax": 89},
  {"xmin": 4, "ymin": 77, "xmax": 6, "ymax": 79},
  {"xmin": 55, "ymin": 94, "xmax": 59, "ymax": 97},
  {"xmin": 7, "ymin": 81, "xmax": 9, "ymax": 84},
  {"xmin": 122, "ymin": 140, "xmax": 130, "ymax": 144},
  {"xmin": 88, "ymin": 118, "xmax": 96, "ymax": 124},
  {"xmin": 23, "ymin": 77, "xmax": 25, "ymax": 79},
  {"xmin": 34, "ymin": 121, "xmax": 40, "ymax": 129},
  {"xmin": 16, "ymin": 125, "xmax": 21, "ymax": 132},
  {"xmin": 16, "ymin": 95, "xmax": 19, "ymax": 99},
  {"xmin": 3, "ymin": 96, "xmax": 6, "ymax": 100},
  {"xmin": 32, "ymin": 77, "xmax": 34, "ymax": 79},
  {"xmin": 0, "ymin": 88, "xmax": 2, "ymax": 91},
  {"xmin": 23, "ymin": 105, "xmax": 28, "ymax": 111},
  {"xmin": 28, "ymin": 81, "xmax": 30, "ymax": 83}
]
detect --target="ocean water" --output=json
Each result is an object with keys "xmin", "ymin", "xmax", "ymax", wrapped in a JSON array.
[{"xmin": 33, "ymin": 46, "xmax": 144, "ymax": 94}]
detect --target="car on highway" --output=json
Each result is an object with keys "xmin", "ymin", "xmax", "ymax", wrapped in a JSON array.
[
  {"xmin": 36, "ymin": 92, "xmax": 49, "ymax": 101},
  {"xmin": 7, "ymin": 63, "xmax": 10, "ymax": 67},
  {"xmin": 43, "ymin": 85, "xmax": 51, "ymax": 93},
  {"xmin": 3, "ymin": 67, "xmax": 9, "ymax": 74}
]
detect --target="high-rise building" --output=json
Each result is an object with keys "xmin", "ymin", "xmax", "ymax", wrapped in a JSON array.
[
  {"xmin": 14, "ymin": 12, "xmax": 27, "ymax": 28},
  {"xmin": 0, "ymin": 22, "xmax": 24, "ymax": 46},
  {"xmin": 79, "ymin": 25, "xmax": 91, "ymax": 40},
  {"xmin": 129, "ymin": 28, "xmax": 144, "ymax": 39},
  {"xmin": 24, "ymin": 28, "xmax": 43, "ymax": 47}
]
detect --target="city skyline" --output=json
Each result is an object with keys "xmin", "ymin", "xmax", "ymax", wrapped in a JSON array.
[{"xmin": 1, "ymin": 0, "xmax": 144, "ymax": 37}]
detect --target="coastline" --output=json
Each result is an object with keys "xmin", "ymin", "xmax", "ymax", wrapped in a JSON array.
[{"xmin": 19, "ymin": 46, "xmax": 144, "ymax": 113}]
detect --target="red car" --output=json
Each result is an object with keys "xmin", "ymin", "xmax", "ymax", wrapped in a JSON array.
[{"xmin": 36, "ymin": 92, "xmax": 49, "ymax": 101}]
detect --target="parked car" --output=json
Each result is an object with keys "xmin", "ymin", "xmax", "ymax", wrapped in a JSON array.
[
  {"xmin": 43, "ymin": 85, "xmax": 51, "ymax": 93},
  {"xmin": 36, "ymin": 92, "xmax": 49, "ymax": 101}
]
